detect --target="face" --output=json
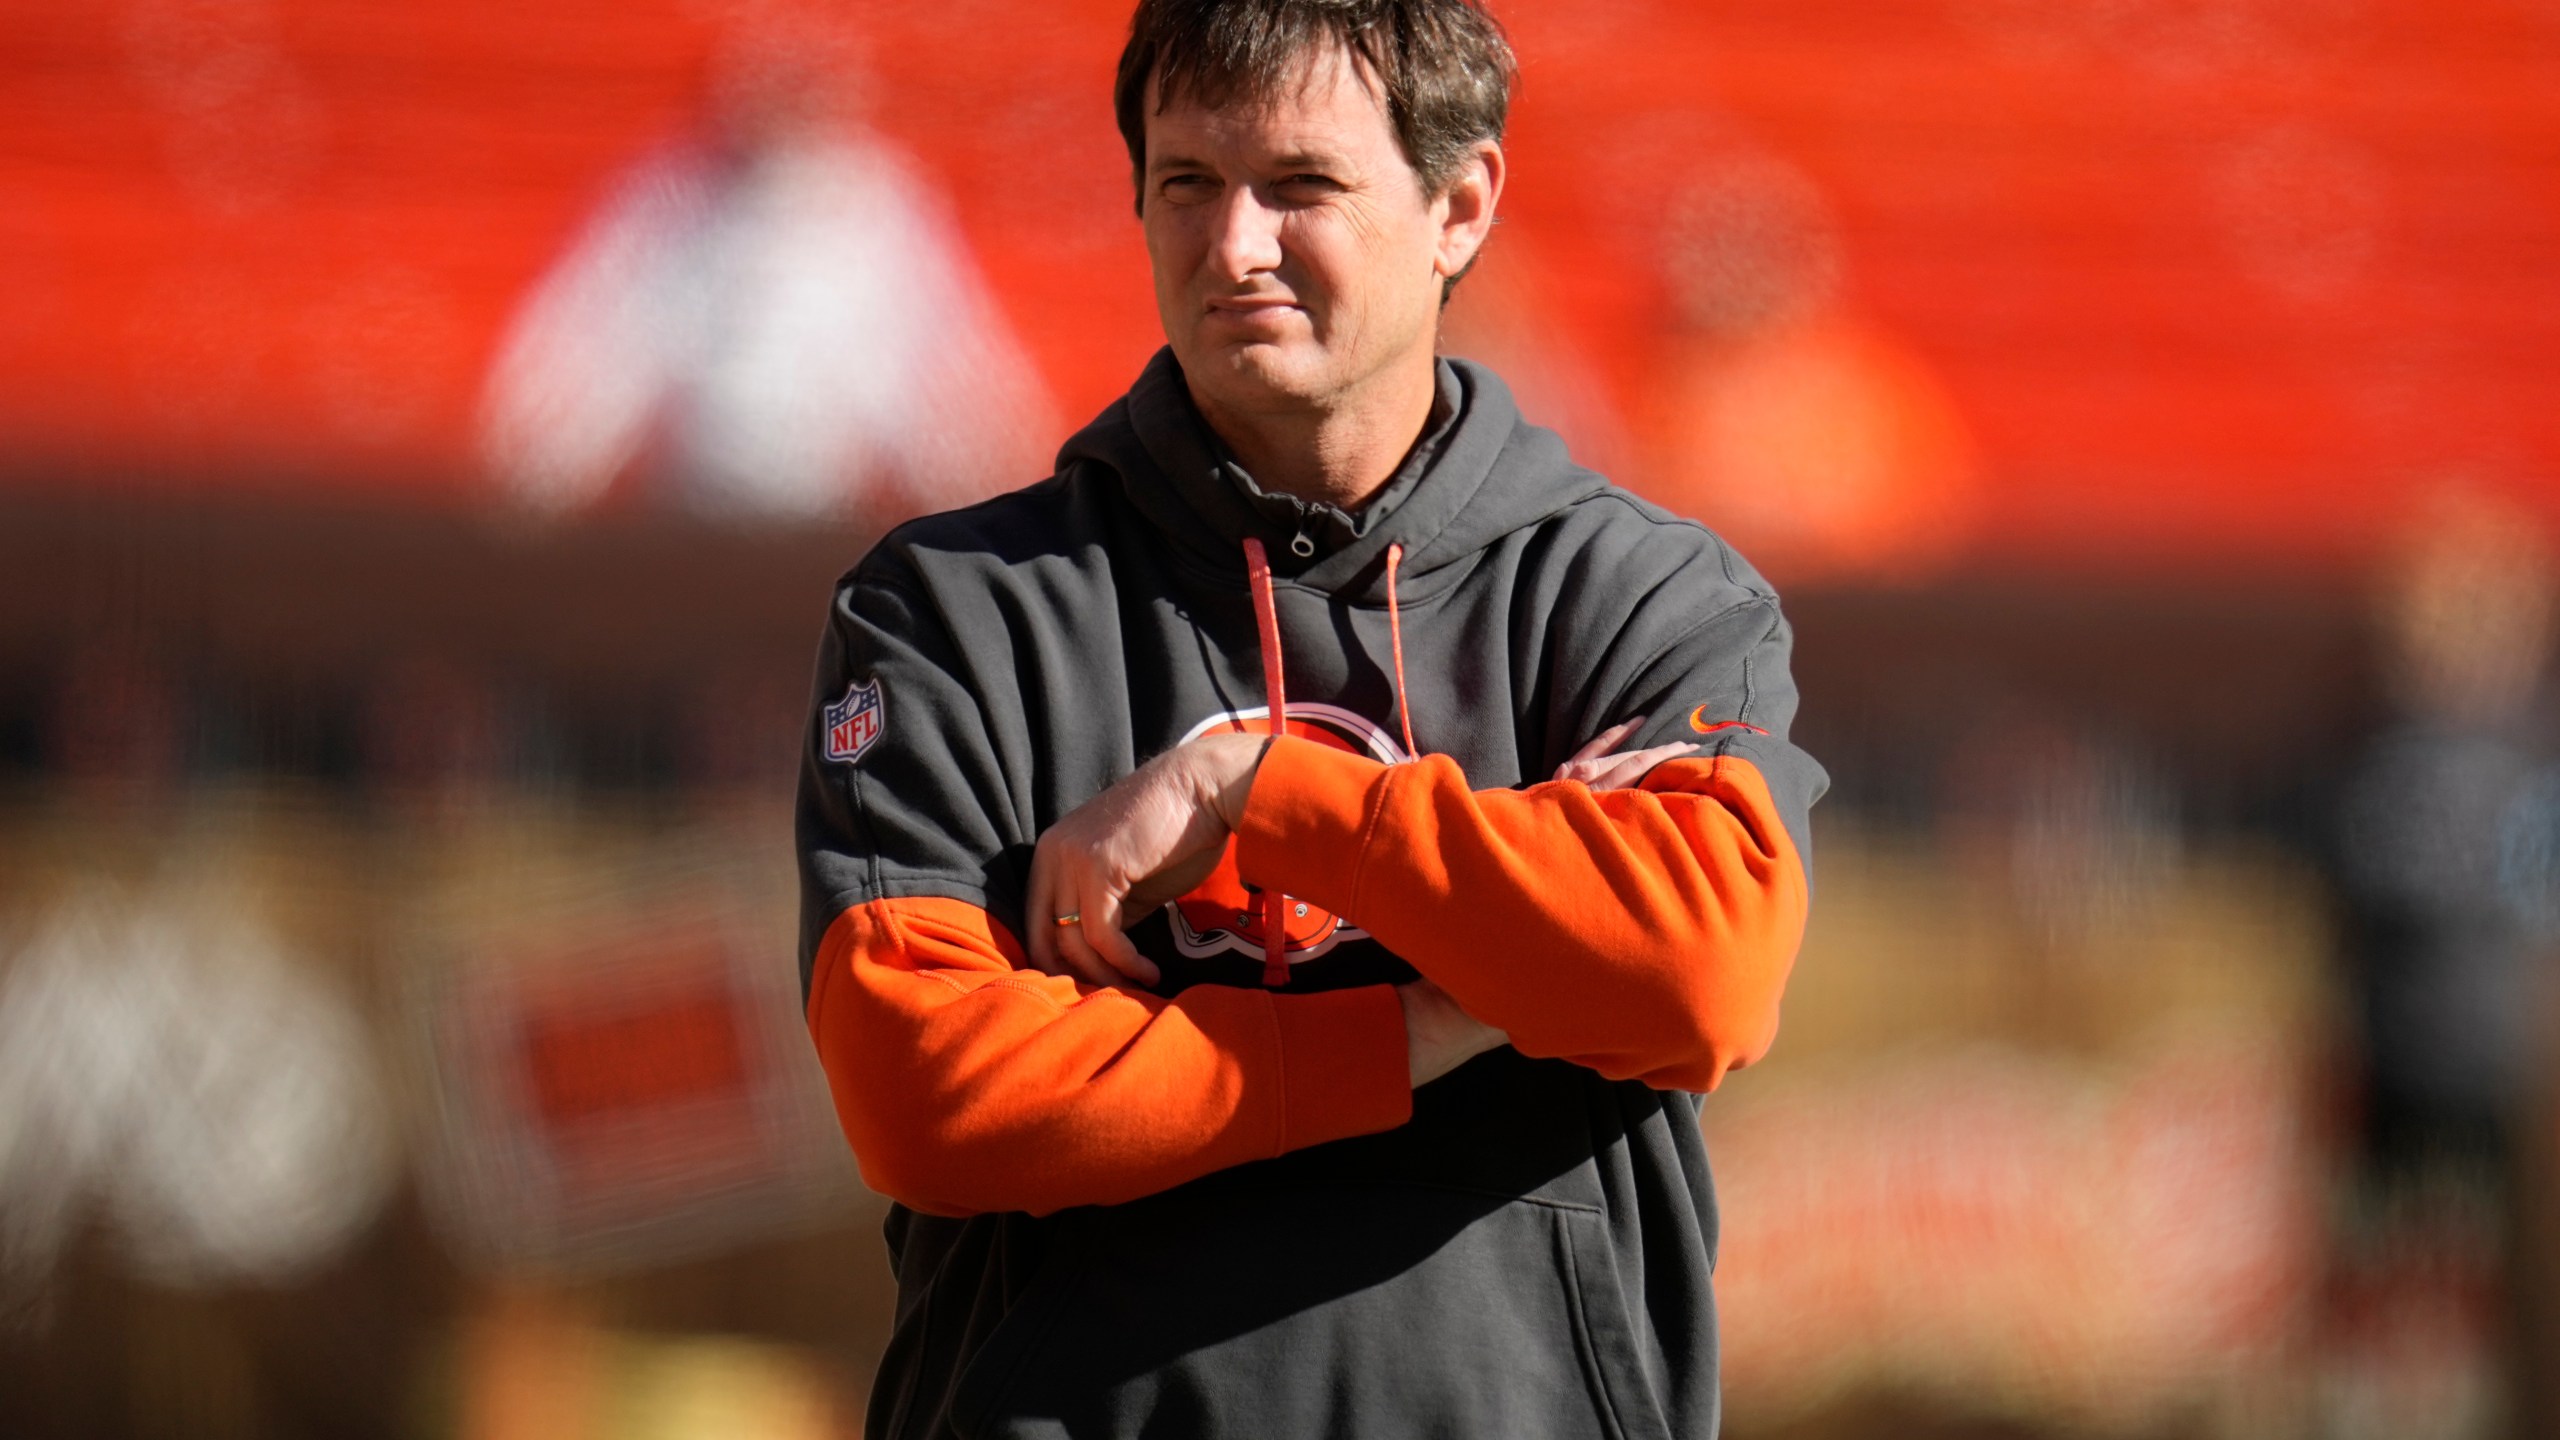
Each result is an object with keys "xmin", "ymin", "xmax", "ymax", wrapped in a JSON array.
[{"xmin": 1139, "ymin": 44, "xmax": 1501, "ymax": 419}]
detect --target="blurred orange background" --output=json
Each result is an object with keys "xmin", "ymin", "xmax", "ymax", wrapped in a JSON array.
[{"xmin": 8, "ymin": 0, "xmax": 2555, "ymax": 569}]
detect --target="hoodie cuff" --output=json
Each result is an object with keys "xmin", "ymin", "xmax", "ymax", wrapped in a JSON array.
[
  {"xmin": 1268, "ymin": 984, "xmax": 1412, "ymax": 1151},
  {"xmin": 1235, "ymin": 734, "xmax": 1392, "ymax": 911}
]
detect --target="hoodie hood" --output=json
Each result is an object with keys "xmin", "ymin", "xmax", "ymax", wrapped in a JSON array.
[{"xmin": 1054, "ymin": 347, "xmax": 1608, "ymax": 605}]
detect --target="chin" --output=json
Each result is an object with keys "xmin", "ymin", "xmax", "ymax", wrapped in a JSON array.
[{"xmin": 1209, "ymin": 336, "xmax": 1354, "ymax": 403}]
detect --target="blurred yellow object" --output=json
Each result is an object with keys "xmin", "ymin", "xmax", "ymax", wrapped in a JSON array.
[
  {"xmin": 454, "ymin": 1289, "xmax": 845, "ymax": 1440},
  {"xmin": 613, "ymin": 1333, "xmax": 842, "ymax": 1440}
]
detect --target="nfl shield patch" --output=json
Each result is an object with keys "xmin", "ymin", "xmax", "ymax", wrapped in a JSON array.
[{"xmin": 823, "ymin": 678, "xmax": 885, "ymax": 764}]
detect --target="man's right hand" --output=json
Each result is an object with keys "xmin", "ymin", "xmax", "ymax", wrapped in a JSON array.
[{"xmin": 1551, "ymin": 716, "xmax": 1698, "ymax": 789}]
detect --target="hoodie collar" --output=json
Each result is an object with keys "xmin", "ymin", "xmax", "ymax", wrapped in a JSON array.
[
  {"xmin": 1080, "ymin": 346, "xmax": 1600, "ymax": 604},
  {"xmin": 1221, "ymin": 367, "xmax": 1458, "ymax": 553}
]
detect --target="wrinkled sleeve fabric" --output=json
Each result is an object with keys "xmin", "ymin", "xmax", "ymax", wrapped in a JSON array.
[
  {"xmin": 1236, "ymin": 585, "xmax": 1825, "ymax": 1094},
  {"xmin": 797, "ymin": 557, "xmax": 1410, "ymax": 1219}
]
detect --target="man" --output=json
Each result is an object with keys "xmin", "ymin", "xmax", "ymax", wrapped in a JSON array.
[{"xmin": 796, "ymin": 2, "xmax": 1825, "ymax": 1435}]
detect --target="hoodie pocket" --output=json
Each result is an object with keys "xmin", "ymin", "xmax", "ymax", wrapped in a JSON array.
[{"xmin": 954, "ymin": 1180, "xmax": 1654, "ymax": 1440}]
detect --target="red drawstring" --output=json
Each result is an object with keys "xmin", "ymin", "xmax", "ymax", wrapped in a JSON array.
[
  {"xmin": 1383, "ymin": 542, "xmax": 1417, "ymax": 760},
  {"xmin": 1241, "ymin": 538, "xmax": 1293, "ymax": 989},
  {"xmin": 1238, "ymin": 537, "xmax": 1418, "ymax": 987}
]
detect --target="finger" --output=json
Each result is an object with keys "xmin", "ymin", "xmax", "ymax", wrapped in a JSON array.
[
  {"xmin": 1558, "ymin": 718, "xmax": 1640, "ymax": 773},
  {"xmin": 1585, "ymin": 755, "xmax": 1652, "ymax": 791},
  {"xmin": 1589, "ymin": 742, "xmax": 1700, "ymax": 790},
  {"xmin": 1047, "ymin": 869, "xmax": 1154, "ymax": 990},
  {"xmin": 1082, "ymin": 893, "xmax": 1162, "ymax": 989},
  {"xmin": 1588, "ymin": 742, "xmax": 1701, "ymax": 791},
  {"xmin": 1557, "ymin": 716, "xmax": 1645, "ymax": 775},
  {"xmin": 1557, "ymin": 736, "xmax": 1607, "ymax": 773},
  {"xmin": 1635, "ymin": 740, "xmax": 1704, "ymax": 770},
  {"xmin": 1555, "ymin": 739, "xmax": 1682, "ymax": 789},
  {"xmin": 1050, "ymin": 895, "xmax": 1133, "ymax": 990}
]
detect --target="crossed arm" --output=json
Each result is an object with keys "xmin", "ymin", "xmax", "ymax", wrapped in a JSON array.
[
  {"xmin": 804, "ymin": 721, "xmax": 1808, "ymax": 1217},
  {"xmin": 1023, "ymin": 718, "xmax": 1699, "ymax": 1082}
]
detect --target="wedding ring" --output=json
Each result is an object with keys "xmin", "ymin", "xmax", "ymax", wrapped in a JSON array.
[{"xmin": 1053, "ymin": 912, "xmax": 1082, "ymax": 927}]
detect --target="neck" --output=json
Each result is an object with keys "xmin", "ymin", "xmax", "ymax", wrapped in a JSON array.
[{"xmin": 1189, "ymin": 350, "xmax": 1439, "ymax": 512}]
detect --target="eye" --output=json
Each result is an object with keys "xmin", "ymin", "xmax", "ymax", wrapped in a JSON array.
[
  {"xmin": 1275, "ymin": 173, "xmax": 1340, "ymax": 200},
  {"xmin": 1158, "ymin": 173, "xmax": 1217, "ymax": 203}
]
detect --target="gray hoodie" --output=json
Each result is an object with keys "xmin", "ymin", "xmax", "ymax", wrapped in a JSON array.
[{"xmin": 799, "ymin": 347, "xmax": 1826, "ymax": 1439}]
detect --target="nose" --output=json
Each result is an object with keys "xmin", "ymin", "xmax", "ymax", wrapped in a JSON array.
[{"xmin": 1206, "ymin": 183, "xmax": 1284, "ymax": 283}]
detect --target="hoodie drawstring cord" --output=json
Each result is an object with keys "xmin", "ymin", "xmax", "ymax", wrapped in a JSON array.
[
  {"xmin": 1238, "ymin": 537, "xmax": 1419, "ymax": 989},
  {"xmin": 1383, "ymin": 542, "xmax": 1417, "ymax": 761},
  {"xmin": 1241, "ymin": 537, "xmax": 1294, "ymax": 989}
]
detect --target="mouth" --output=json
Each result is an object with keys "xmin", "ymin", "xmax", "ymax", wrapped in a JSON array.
[
  {"xmin": 1206, "ymin": 295, "xmax": 1302, "ymax": 319},
  {"xmin": 1203, "ymin": 297, "xmax": 1305, "ymax": 344}
]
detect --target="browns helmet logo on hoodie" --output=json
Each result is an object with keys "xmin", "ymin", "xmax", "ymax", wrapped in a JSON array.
[{"xmin": 1160, "ymin": 704, "xmax": 1406, "ymax": 967}]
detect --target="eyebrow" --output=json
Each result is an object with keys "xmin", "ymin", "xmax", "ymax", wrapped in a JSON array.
[{"xmin": 1145, "ymin": 149, "xmax": 1348, "ymax": 178}]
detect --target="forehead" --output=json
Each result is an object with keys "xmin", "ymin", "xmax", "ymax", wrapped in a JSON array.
[{"xmin": 1143, "ymin": 41, "xmax": 1402, "ymax": 166}]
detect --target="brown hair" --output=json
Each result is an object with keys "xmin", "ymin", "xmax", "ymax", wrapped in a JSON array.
[{"xmin": 1113, "ymin": 0, "xmax": 1516, "ymax": 212}]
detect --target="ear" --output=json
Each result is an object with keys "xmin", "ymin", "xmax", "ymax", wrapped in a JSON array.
[{"xmin": 1433, "ymin": 139, "xmax": 1506, "ymax": 281}]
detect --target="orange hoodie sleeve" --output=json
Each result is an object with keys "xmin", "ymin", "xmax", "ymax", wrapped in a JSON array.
[
  {"xmin": 804, "ymin": 894, "xmax": 1412, "ymax": 1218},
  {"xmin": 1233, "ymin": 736, "xmax": 1809, "ymax": 1093}
]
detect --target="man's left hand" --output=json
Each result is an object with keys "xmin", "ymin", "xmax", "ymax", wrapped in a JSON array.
[{"xmin": 1026, "ymin": 731, "xmax": 1266, "ymax": 990}]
